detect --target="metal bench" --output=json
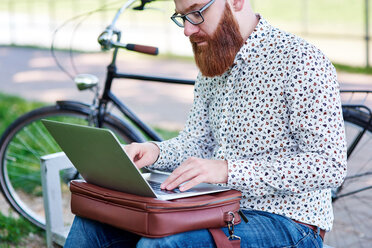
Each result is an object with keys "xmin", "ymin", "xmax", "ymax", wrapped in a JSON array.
[{"xmin": 41, "ymin": 152, "xmax": 73, "ymax": 248}]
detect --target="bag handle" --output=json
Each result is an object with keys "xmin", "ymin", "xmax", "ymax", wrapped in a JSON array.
[
  {"xmin": 209, "ymin": 211, "xmax": 241, "ymax": 248},
  {"xmin": 208, "ymin": 228, "xmax": 240, "ymax": 248}
]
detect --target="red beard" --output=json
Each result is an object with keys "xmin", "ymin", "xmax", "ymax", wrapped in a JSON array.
[{"xmin": 190, "ymin": 3, "xmax": 244, "ymax": 77}]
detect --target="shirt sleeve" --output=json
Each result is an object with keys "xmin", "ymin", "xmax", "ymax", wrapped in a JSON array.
[
  {"xmin": 148, "ymin": 74, "xmax": 216, "ymax": 172},
  {"xmin": 226, "ymin": 45, "xmax": 347, "ymax": 197}
]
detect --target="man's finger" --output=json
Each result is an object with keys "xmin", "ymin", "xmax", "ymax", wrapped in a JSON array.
[
  {"xmin": 179, "ymin": 176, "xmax": 205, "ymax": 191},
  {"xmin": 160, "ymin": 168, "xmax": 185, "ymax": 189},
  {"xmin": 123, "ymin": 144, "xmax": 137, "ymax": 161},
  {"xmin": 164, "ymin": 168, "xmax": 200, "ymax": 190},
  {"xmin": 161, "ymin": 160, "xmax": 193, "ymax": 189}
]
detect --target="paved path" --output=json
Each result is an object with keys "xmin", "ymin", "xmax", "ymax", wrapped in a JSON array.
[
  {"xmin": 1, "ymin": 46, "xmax": 372, "ymax": 130},
  {"xmin": 0, "ymin": 46, "xmax": 198, "ymax": 130}
]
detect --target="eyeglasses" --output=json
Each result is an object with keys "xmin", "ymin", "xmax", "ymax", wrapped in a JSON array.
[{"xmin": 171, "ymin": 0, "xmax": 216, "ymax": 28}]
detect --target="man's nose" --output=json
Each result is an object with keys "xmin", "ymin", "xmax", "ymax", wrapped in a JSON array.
[{"xmin": 184, "ymin": 21, "xmax": 200, "ymax": 37}]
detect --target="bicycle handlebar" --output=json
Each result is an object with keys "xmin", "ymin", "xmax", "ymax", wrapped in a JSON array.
[
  {"xmin": 125, "ymin": 43, "xmax": 158, "ymax": 55},
  {"xmin": 133, "ymin": 0, "xmax": 156, "ymax": 10},
  {"xmin": 97, "ymin": 0, "xmax": 159, "ymax": 55},
  {"xmin": 110, "ymin": 0, "xmax": 138, "ymax": 29},
  {"xmin": 112, "ymin": 41, "xmax": 159, "ymax": 55}
]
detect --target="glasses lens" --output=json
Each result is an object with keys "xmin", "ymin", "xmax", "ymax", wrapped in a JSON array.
[
  {"xmin": 172, "ymin": 16, "xmax": 185, "ymax": 27},
  {"xmin": 186, "ymin": 11, "xmax": 203, "ymax": 25}
]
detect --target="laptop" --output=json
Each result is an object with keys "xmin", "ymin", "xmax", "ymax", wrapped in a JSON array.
[{"xmin": 42, "ymin": 119, "xmax": 229, "ymax": 200}]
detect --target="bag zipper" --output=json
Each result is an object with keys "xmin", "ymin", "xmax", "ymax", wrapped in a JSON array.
[
  {"xmin": 146, "ymin": 196, "xmax": 241, "ymax": 210},
  {"xmin": 238, "ymin": 209, "xmax": 249, "ymax": 223}
]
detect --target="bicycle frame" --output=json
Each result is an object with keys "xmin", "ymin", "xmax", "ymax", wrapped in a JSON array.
[
  {"xmin": 91, "ymin": 0, "xmax": 195, "ymax": 141},
  {"xmin": 97, "ymin": 40, "xmax": 195, "ymax": 142}
]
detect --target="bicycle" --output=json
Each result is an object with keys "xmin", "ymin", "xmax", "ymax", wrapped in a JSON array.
[
  {"xmin": 0, "ymin": 0, "xmax": 193, "ymax": 230},
  {"xmin": 0, "ymin": 1, "xmax": 371, "ymax": 247},
  {"xmin": 325, "ymin": 90, "xmax": 372, "ymax": 248}
]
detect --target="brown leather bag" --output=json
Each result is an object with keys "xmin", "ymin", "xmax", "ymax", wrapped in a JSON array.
[{"xmin": 70, "ymin": 180, "xmax": 243, "ymax": 247}]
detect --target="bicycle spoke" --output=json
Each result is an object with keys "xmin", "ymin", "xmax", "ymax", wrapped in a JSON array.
[
  {"xmin": 33, "ymin": 121, "xmax": 60, "ymax": 152},
  {"xmin": 11, "ymin": 176, "xmax": 41, "ymax": 186},
  {"xmin": 0, "ymin": 105, "xmax": 138, "ymax": 229},
  {"xmin": 5, "ymin": 161, "xmax": 40, "ymax": 173},
  {"xmin": 24, "ymin": 125, "xmax": 52, "ymax": 155},
  {"xmin": 14, "ymin": 133, "xmax": 43, "ymax": 160},
  {"xmin": 344, "ymin": 129, "xmax": 372, "ymax": 179},
  {"xmin": 7, "ymin": 152, "xmax": 40, "ymax": 165}
]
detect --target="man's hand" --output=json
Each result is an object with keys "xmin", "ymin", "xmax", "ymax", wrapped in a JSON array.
[
  {"xmin": 160, "ymin": 157, "xmax": 228, "ymax": 192},
  {"xmin": 124, "ymin": 142, "xmax": 160, "ymax": 169}
]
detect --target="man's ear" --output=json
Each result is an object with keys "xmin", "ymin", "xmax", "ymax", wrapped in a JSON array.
[{"xmin": 230, "ymin": 0, "xmax": 245, "ymax": 12}]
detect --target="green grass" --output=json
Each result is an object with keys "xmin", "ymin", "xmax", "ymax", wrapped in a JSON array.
[
  {"xmin": 153, "ymin": 127, "xmax": 179, "ymax": 140},
  {"xmin": 0, "ymin": 93, "xmax": 47, "ymax": 195},
  {"xmin": 0, "ymin": 0, "xmax": 368, "ymax": 29},
  {"xmin": 0, "ymin": 211, "xmax": 43, "ymax": 247},
  {"xmin": 0, "ymin": 93, "xmax": 45, "ymax": 136},
  {"xmin": 0, "ymin": 93, "xmax": 49, "ymax": 243},
  {"xmin": 252, "ymin": 0, "xmax": 365, "ymax": 24},
  {"xmin": 333, "ymin": 62, "xmax": 372, "ymax": 75},
  {"xmin": 0, "ymin": 0, "xmax": 365, "ymax": 23},
  {"xmin": 0, "ymin": 0, "xmax": 175, "ymax": 25}
]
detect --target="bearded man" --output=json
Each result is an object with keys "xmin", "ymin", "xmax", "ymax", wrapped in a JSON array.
[{"xmin": 65, "ymin": 0, "xmax": 347, "ymax": 247}]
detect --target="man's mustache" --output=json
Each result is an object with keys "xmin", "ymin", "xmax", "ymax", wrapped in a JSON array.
[{"xmin": 190, "ymin": 34, "xmax": 209, "ymax": 44}]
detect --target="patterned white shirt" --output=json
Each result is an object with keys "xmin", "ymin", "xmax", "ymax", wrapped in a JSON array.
[{"xmin": 151, "ymin": 17, "xmax": 347, "ymax": 231}]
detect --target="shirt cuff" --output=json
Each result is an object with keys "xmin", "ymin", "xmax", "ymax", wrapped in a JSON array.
[
  {"xmin": 147, "ymin": 141, "xmax": 167, "ymax": 168},
  {"xmin": 227, "ymin": 159, "xmax": 265, "ymax": 196}
]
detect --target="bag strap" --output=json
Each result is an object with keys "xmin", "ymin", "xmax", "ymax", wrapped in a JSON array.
[
  {"xmin": 209, "ymin": 211, "xmax": 242, "ymax": 247},
  {"xmin": 208, "ymin": 228, "xmax": 241, "ymax": 248}
]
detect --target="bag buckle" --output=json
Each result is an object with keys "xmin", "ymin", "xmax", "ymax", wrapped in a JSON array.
[{"xmin": 227, "ymin": 211, "xmax": 241, "ymax": 240}]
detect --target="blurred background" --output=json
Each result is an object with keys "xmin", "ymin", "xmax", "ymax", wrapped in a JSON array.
[
  {"xmin": 0, "ymin": 0, "xmax": 371, "ymax": 66},
  {"xmin": 1, "ymin": 1, "xmax": 372, "ymax": 247},
  {"xmin": 1, "ymin": 0, "xmax": 372, "ymax": 130}
]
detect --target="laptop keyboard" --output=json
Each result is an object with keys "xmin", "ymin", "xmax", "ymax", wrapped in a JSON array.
[{"xmin": 148, "ymin": 181, "xmax": 197, "ymax": 195}]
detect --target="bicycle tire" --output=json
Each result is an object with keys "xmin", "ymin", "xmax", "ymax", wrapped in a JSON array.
[
  {"xmin": 0, "ymin": 103, "xmax": 145, "ymax": 229},
  {"xmin": 325, "ymin": 106, "xmax": 372, "ymax": 247}
]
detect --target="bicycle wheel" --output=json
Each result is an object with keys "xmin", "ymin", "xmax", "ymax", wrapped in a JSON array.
[
  {"xmin": 325, "ymin": 106, "xmax": 372, "ymax": 247},
  {"xmin": 0, "ymin": 103, "xmax": 144, "ymax": 229}
]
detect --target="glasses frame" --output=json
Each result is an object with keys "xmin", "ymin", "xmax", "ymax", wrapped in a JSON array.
[{"xmin": 171, "ymin": 0, "xmax": 216, "ymax": 28}]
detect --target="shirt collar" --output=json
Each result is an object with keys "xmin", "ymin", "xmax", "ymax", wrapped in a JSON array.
[
  {"xmin": 201, "ymin": 15, "xmax": 271, "ymax": 79},
  {"xmin": 234, "ymin": 14, "xmax": 271, "ymax": 63}
]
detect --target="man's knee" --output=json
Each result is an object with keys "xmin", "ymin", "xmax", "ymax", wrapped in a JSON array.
[
  {"xmin": 136, "ymin": 229, "xmax": 215, "ymax": 248},
  {"xmin": 136, "ymin": 236, "xmax": 175, "ymax": 248},
  {"xmin": 66, "ymin": 216, "xmax": 139, "ymax": 248},
  {"xmin": 65, "ymin": 216, "xmax": 96, "ymax": 247}
]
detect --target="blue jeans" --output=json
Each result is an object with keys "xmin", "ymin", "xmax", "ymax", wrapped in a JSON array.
[{"xmin": 64, "ymin": 210, "xmax": 323, "ymax": 248}]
